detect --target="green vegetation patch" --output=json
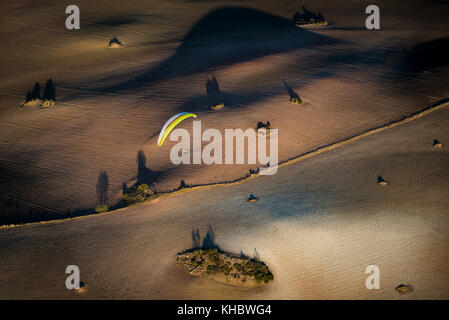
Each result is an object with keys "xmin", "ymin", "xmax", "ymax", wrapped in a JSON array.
[
  {"xmin": 94, "ymin": 204, "xmax": 109, "ymax": 213},
  {"xmin": 176, "ymin": 248, "xmax": 274, "ymax": 287},
  {"xmin": 122, "ymin": 183, "xmax": 155, "ymax": 205}
]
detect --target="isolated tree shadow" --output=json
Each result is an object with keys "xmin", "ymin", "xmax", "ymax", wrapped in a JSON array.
[
  {"xmin": 178, "ymin": 179, "xmax": 189, "ymax": 189},
  {"xmin": 190, "ymin": 225, "xmax": 220, "ymax": 250},
  {"xmin": 191, "ymin": 228, "xmax": 201, "ymax": 248},
  {"xmin": 96, "ymin": 171, "xmax": 109, "ymax": 205},
  {"xmin": 25, "ymin": 82, "xmax": 40, "ymax": 102},
  {"xmin": 121, "ymin": 150, "xmax": 168, "ymax": 198},
  {"xmin": 283, "ymin": 80, "xmax": 300, "ymax": 100},
  {"xmin": 2, "ymin": 169, "xmax": 129, "ymax": 226},
  {"xmin": 202, "ymin": 224, "xmax": 218, "ymax": 249},
  {"xmin": 205, "ymin": 75, "xmax": 224, "ymax": 107},
  {"xmin": 136, "ymin": 150, "xmax": 160, "ymax": 186},
  {"xmin": 43, "ymin": 79, "xmax": 56, "ymax": 101},
  {"xmin": 25, "ymin": 79, "xmax": 56, "ymax": 102},
  {"xmin": 31, "ymin": 82, "xmax": 40, "ymax": 100},
  {"xmin": 206, "ymin": 76, "xmax": 220, "ymax": 96}
]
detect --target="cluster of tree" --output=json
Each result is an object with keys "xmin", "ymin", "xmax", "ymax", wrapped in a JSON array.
[
  {"xmin": 257, "ymin": 121, "xmax": 271, "ymax": 130},
  {"xmin": 108, "ymin": 37, "xmax": 122, "ymax": 47},
  {"xmin": 292, "ymin": 6, "xmax": 327, "ymax": 26},
  {"xmin": 25, "ymin": 79, "xmax": 55, "ymax": 102},
  {"xmin": 181, "ymin": 248, "xmax": 274, "ymax": 284},
  {"xmin": 122, "ymin": 183, "xmax": 154, "ymax": 205}
]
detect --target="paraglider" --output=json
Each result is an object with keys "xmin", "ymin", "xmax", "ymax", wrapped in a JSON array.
[{"xmin": 157, "ymin": 112, "xmax": 197, "ymax": 146}]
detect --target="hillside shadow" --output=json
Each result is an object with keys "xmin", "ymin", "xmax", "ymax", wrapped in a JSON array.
[
  {"xmin": 405, "ymin": 37, "xmax": 449, "ymax": 72},
  {"xmin": 101, "ymin": 7, "xmax": 340, "ymax": 93}
]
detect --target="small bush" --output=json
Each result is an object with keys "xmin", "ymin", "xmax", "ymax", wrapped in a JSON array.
[
  {"xmin": 253, "ymin": 265, "xmax": 273, "ymax": 283},
  {"xmin": 95, "ymin": 204, "xmax": 109, "ymax": 213},
  {"xmin": 123, "ymin": 183, "xmax": 153, "ymax": 205},
  {"xmin": 207, "ymin": 264, "xmax": 219, "ymax": 274},
  {"xmin": 233, "ymin": 263, "xmax": 243, "ymax": 272},
  {"xmin": 220, "ymin": 263, "xmax": 231, "ymax": 273}
]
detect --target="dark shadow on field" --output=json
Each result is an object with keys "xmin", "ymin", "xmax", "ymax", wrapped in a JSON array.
[
  {"xmin": 136, "ymin": 150, "xmax": 161, "ymax": 187},
  {"xmin": 0, "ymin": 169, "xmax": 125, "ymax": 226},
  {"xmin": 205, "ymin": 76, "xmax": 223, "ymax": 107},
  {"xmin": 191, "ymin": 228, "xmax": 201, "ymax": 248},
  {"xmin": 0, "ymin": 150, "xmax": 165, "ymax": 225},
  {"xmin": 405, "ymin": 37, "xmax": 449, "ymax": 72},
  {"xmin": 100, "ymin": 7, "xmax": 340, "ymax": 93},
  {"xmin": 292, "ymin": 6, "xmax": 326, "ymax": 25},
  {"xmin": 167, "ymin": 72, "xmax": 330, "ymax": 113},
  {"xmin": 87, "ymin": 14, "xmax": 156, "ymax": 28},
  {"xmin": 323, "ymin": 46, "xmax": 399, "ymax": 67},
  {"xmin": 43, "ymin": 79, "xmax": 56, "ymax": 101},
  {"xmin": 283, "ymin": 80, "xmax": 300, "ymax": 101},
  {"xmin": 206, "ymin": 76, "xmax": 220, "ymax": 96},
  {"xmin": 30, "ymin": 82, "xmax": 40, "ymax": 100},
  {"xmin": 190, "ymin": 225, "xmax": 220, "ymax": 250},
  {"xmin": 328, "ymin": 26, "xmax": 366, "ymax": 31},
  {"xmin": 96, "ymin": 171, "xmax": 109, "ymax": 206},
  {"xmin": 0, "ymin": 200, "xmax": 102, "ymax": 226}
]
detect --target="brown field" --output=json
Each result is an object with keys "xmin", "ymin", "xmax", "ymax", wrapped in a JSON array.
[
  {"xmin": 0, "ymin": 99, "xmax": 448, "ymax": 299},
  {"xmin": 1, "ymin": 0, "xmax": 449, "ymax": 224},
  {"xmin": 0, "ymin": 0, "xmax": 448, "ymax": 299}
]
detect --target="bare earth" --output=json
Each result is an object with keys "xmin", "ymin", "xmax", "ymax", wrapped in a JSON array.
[
  {"xmin": 1, "ymin": 103, "xmax": 448, "ymax": 299},
  {"xmin": 0, "ymin": 0, "xmax": 448, "ymax": 299},
  {"xmin": 1, "ymin": 0, "xmax": 449, "ymax": 221}
]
